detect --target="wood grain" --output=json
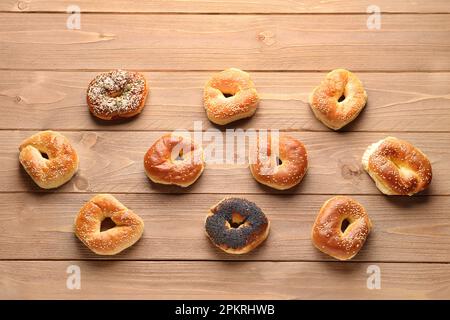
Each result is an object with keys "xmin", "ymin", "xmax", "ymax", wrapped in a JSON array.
[
  {"xmin": 2, "ymin": 0, "xmax": 450, "ymax": 300},
  {"xmin": 2, "ymin": 0, "xmax": 450, "ymax": 13},
  {"xmin": 1, "ymin": 131, "xmax": 447, "ymax": 194},
  {"xmin": 1, "ymin": 71, "xmax": 449, "ymax": 132},
  {"xmin": 1, "ymin": 193, "xmax": 449, "ymax": 262},
  {"xmin": 1, "ymin": 14, "xmax": 449, "ymax": 71},
  {"xmin": 2, "ymin": 261, "xmax": 450, "ymax": 299}
]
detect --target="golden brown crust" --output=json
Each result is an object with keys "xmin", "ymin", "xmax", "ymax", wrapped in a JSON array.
[
  {"xmin": 87, "ymin": 70, "xmax": 149, "ymax": 120},
  {"xmin": 144, "ymin": 133, "xmax": 205, "ymax": 187},
  {"xmin": 204, "ymin": 68, "xmax": 259, "ymax": 125},
  {"xmin": 74, "ymin": 194, "xmax": 144, "ymax": 255},
  {"xmin": 18, "ymin": 130, "xmax": 79, "ymax": 189},
  {"xmin": 205, "ymin": 198, "xmax": 270, "ymax": 254},
  {"xmin": 311, "ymin": 196, "xmax": 372, "ymax": 261},
  {"xmin": 309, "ymin": 69, "xmax": 367, "ymax": 130},
  {"xmin": 250, "ymin": 134, "xmax": 308, "ymax": 190},
  {"xmin": 362, "ymin": 137, "xmax": 432, "ymax": 196}
]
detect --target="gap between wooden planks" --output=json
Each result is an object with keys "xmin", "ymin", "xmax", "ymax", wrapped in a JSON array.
[
  {"xmin": 1, "ymin": 0, "xmax": 449, "ymax": 13},
  {"xmin": 0, "ymin": 14, "xmax": 449, "ymax": 71},
  {"xmin": 1, "ymin": 2, "xmax": 449, "ymax": 300},
  {"xmin": 0, "ymin": 193, "xmax": 449, "ymax": 262},
  {"xmin": 1, "ymin": 131, "xmax": 448, "ymax": 194},
  {"xmin": 2, "ymin": 261, "xmax": 450, "ymax": 299},
  {"xmin": 0, "ymin": 71, "xmax": 449, "ymax": 132}
]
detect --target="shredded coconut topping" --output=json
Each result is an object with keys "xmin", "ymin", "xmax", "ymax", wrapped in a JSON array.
[{"xmin": 87, "ymin": 70, "xmax": 146, "ymax": 116}]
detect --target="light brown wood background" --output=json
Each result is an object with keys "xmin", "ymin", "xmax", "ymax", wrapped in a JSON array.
[{"xmin": 0, "ymin": 0, "xmax": 449, "ymax": 300}]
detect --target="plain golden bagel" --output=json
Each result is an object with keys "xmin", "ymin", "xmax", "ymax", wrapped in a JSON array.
[
  {"xmin": 144, "ymin": 133, "xmax": 205, "ymax": 187},
  {"xmin": 75, "ymin": 194, "xmax": 144, "ymax": 255},
  {"xmin": 205, "ymin": 198, "xmax": 270, "ymax": 254},
  {"xmin": 18, "ymin": 130, "xmax": 79, "ymax": 189},
  {"xmin": 204, "ymin": 68, "xmax": 259, "ymax": 125},
  {"xmin": 250, "ymin": 134, "xmax": 308, "ymax": 190},
  {"xmin": 309, "ymin": 69, "xmax": 367, "ymax": 130},
  {"xmin": 87, "ymin": 69, "xmax": 149, "ymax": 120},
  {"xmin": 362, "ymin": 136, "xmax": 432, "ymax": 196},
  {"xmin": 312, "ymin": 196, "xmax": 372, "ymax": 261}
]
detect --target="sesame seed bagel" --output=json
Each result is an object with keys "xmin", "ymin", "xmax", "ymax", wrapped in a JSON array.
[
  {"xmin": 362, "ymin": 137, "xmax": 432, "ymax": 196},
  {"xmin": 19, "ymin": 130, "xmax": 79, "ymax": 189},
  {"xmin": 144, "ymin": 133, "xmax": 205, "ymax": 187},
  {"xmin": 75, "ymin": 194, "xmax": 144, "ymax": 255},
  {"xmin": 312, "ymin": 196, "xmax": 372, "ymax": 261},
  {"xmin": 205, "ymin": 198, "xmax": 270, "ymax": 254},
  {"xmin": 87, "ymin": 69, "xmax": 149, "ymax": 120},
  {"xmin": 250, "ymin": 134, "xmax": 308, "ymax": 190},
  {"xmin": 309, "ymin": 69, "xmax": 367, "ymax": 130},
  {"xmin": 204, "ymin": 68, "xmax": 259, "ymax": 125}
]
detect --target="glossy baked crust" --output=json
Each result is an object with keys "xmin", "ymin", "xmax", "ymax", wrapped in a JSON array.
[
  {"xmin": 362, "ymin": 136, "xmax": 432, "ymax": 195},
  {"xmin": 250, "ymin": 134, "xmax": 308, "ymax": 190},
  {"xmin": 204, "ymin": 68, "xmax": 259, "ymax": 125},
  {"xmin": 144, "ymin": 133, "xmax": 205, "ymax": 187},
  {"xmin": 309, "ymin": 69, "xmax": 367, "ymax": 130},
  {"xmin": 312, "ymin": 196, "xmax": 372, "ymax": 260},
  {"xmin": 19, "ymin": 130, "xmax": 79, "ymax": 189},
  {"xmin": 75, "ymin": 194, "xmax": 144, "ymax": 255}
]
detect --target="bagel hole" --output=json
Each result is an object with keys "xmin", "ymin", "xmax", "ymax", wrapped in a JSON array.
[
  {"xmin": 341, "ymin": 218, "xmax": 351, "ymax": 233},
  {"xmin": 100, "ymin": 217, "xmax": 116, "ymax": 232},
  {"xmin": 222, "ymin": 92, "xmax": 235, "ymax": 98},
  {"xmin": 175, "ymin": 149, "xmax": 184, "ymax": 161},
  {"xmin": 109, "ymin": 89, "xmax": 124, "ymax": 98},
  {"xmin": 229, "ymin": 212, "xmax": 246, "ymax": 228},
  {"xmin": 338, "ymin": 95, "xmax": 346, "ymax": 103},
  {"xmin": 40, "ymin": 151, "xmax": 49, "ymax": 160},
  {"xmin": 276, "ymin": 156, "xmax": 283, "ymax": 166}
]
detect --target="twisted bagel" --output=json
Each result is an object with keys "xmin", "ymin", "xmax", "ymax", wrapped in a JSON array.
[
  {"xmin": 250, "ymin": 134, "xmax": 308, "ymax": 190},
  {"xmin": 144, "ymin": 133, "xmax": 205, "ymax": 187},
  {"xmin": 75, "ymin": 194, "xmax": 144, "ymax": 255},
  {"xmin": 309, "ymin": 69, "xmax": 367, "ymax": 130},
  {"xmin": 362, "ymin": 137, "xmax": 432, "ymax": 196},
  {"xmin": 312, "ymin": 196, "xmax": 372, "ymax": 260},
  {"xmin": 19, "ymin": 130, "xmax": 79, "ymax": 189},
  {"xmin": 204, "ymin": 68, "xmax": 259, "ymax": 125}
]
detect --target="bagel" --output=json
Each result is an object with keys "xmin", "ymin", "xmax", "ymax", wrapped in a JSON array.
[
  {"xmin": 312, "ymin": 196, "xmax": 372, "ymax": 260},
  {"xmin": 87, "ymin": 69, "xmax": 149, "ymax": 120},
  {"xmin": 362, "ymin": 136, "xmax": 432, "ymax": 196},
  {"xmin": 203, "ymin": 68, "xmax": 259, "ymax": 125},
  {"xmin": 309, "ymin": 69, "xmax": 367, "ymax": 130},
  {"xmin": 250, "ymin": 134, "xmax": 308, "ymax": 190},
  {"xmin": 18, "ymin": 130, "xmax": 79, "ymax": 189},
  {"xmin": 205, "ymin": 198, "xmax": 270, "ymax": 254},
  {"xmin": 74, "ymin": 194, "xmax": 144, "ymax": 255},
  {"xmin": 144, "ymin": 133, "xmax": 205, "ymax": 187}
]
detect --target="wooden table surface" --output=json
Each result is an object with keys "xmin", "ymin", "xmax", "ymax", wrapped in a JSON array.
[{"xmin": 1, "ymin": 0, "xmax": 450, "ymax": 300}]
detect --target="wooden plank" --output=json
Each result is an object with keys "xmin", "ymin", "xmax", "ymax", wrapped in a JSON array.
[
  {"xmin": 1, "ymin": 193, "xmax": 450, "ymax": 262},
  {"xmin": 2, "ymin": 0, "xmax": 450, "ymax": 13},
  {"xmin": 0, "ymin": 131, "xmax": 447, "ymax": 195},
  {"xmin": 2, "ymin": 261, "xmax": 450, "ymax": 299},
  {"xmin": 1, "ymin": 14, "xmax": 449, "ymax": 71},
  {"xmin": 1, "ymin": 71, "xmax": 449, "ymax": 132}
]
